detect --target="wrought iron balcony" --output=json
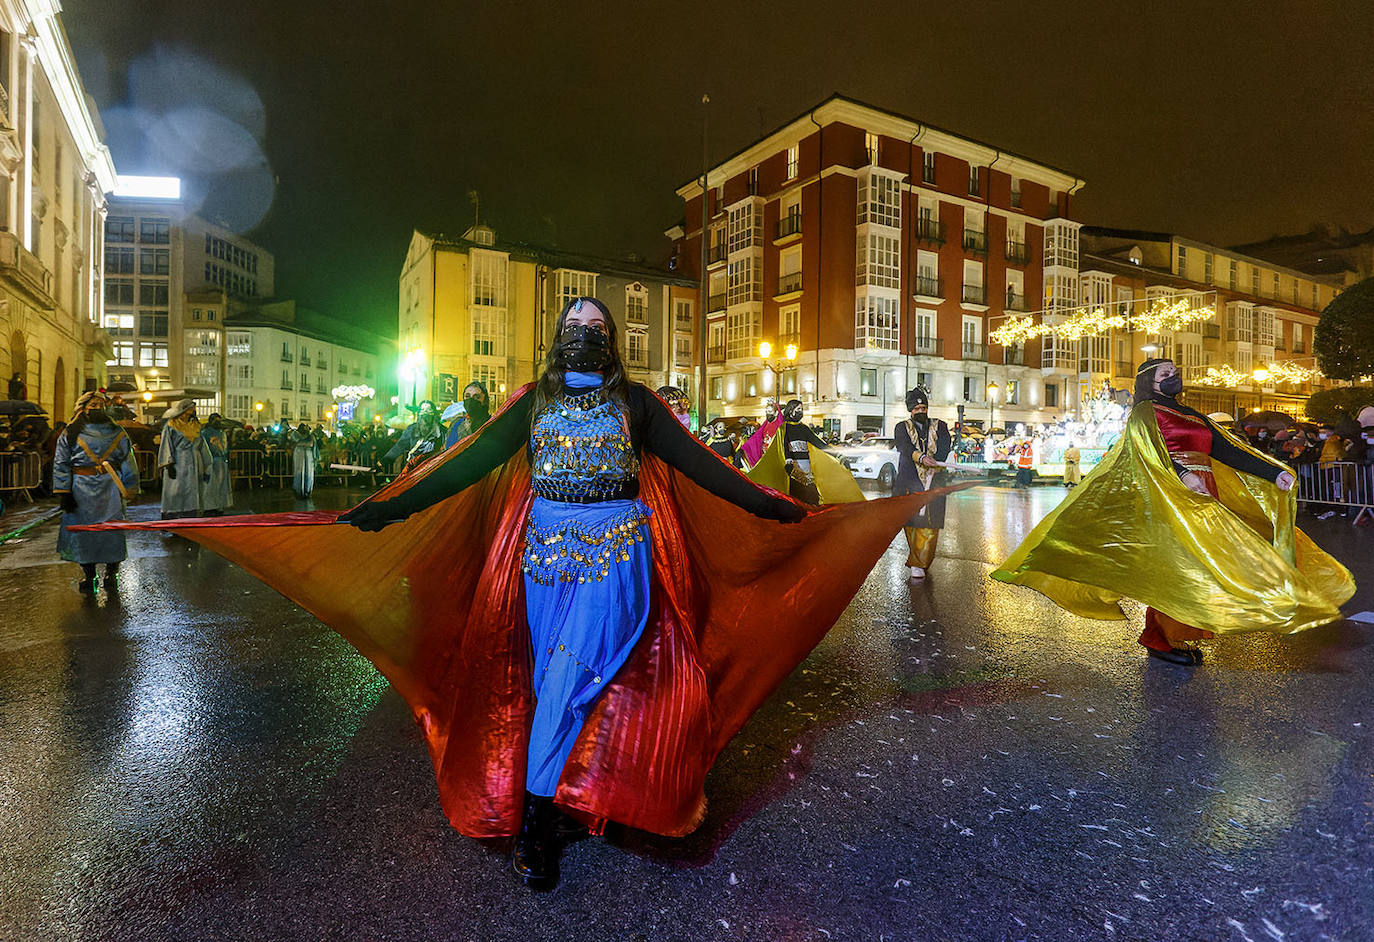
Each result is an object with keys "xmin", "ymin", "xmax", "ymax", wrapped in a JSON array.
[
  {"xmin": 280, "ymin": 351, "xmax": 293, "ymax": 363},
  {"xmin": 775, "ymin": 214, "xmax": 802, "ymax": 240},
  {"xmin": 1004, "ymin": 291, "xmax": 1028, "ymax": 312},
  {"xmin": 961, "ymin": 342, "xmax": 987, "ymax": 361},
  {"xmin": 912, "ymin": 336, "xmax": 942, "ymax": 356},
  {"xmin": 961, "ymin": 284, "xmax": 987, "ymax": 305},
  {"xmin": 280, "ymin": 379, "xmax": 293, "ymax": 390},
  {"xmin": 1005, "ymin": 240, "xmax": 1030, "ymax": 264},
  {"xmin": 707, "ymin": 244, "xmax": 727, "ymax": 265},
  {"xmin": 707, "ymin": 345, "xmax": 726, "ymax": 364},
  {"xmin": 914, "ymin": 275, "xmax": 944, "ymax": 299},
  {"xmin": 707, "ymin": 293, "xmax": 727, "ymax": 312},
  {"xmin": 962, "ymin": 230, "xmax": 988, "ymax": 254},
  {"xmin": 915, "ymin": 219, "xmax": 945, "ymax": 245},
  {"xmin": 776, "ymin": 272, "xmax": 803, "ymax": 296},
  {"xmin": 1002, "ymin": 346, "xmax": 1025, "ymax": 366}
]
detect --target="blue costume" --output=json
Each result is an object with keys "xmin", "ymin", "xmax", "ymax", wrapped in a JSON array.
[
  {"xmin": 521, "ymin": 372, "xmax": 654, "ymax": 795},
  {"xmin": 202, "ymin": 424, "xmax": 233, "ymax": 513},
  {"xmin": 53, "ymin": 420, "xmax": 140, "ymax": 566},
  {"xmin": 289, "ymin": 428, "xmax": 318, "ymax": 498}
]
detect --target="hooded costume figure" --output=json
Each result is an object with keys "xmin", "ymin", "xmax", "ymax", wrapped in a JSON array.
[
  {"xmin": 202, "ymin": 414, "xmax": 234, "ymax": 515},
  {"xmin": 157, "ymin": 398, "xmax": 211, "ymax": 520},
  {"xmin": 445, "ymin": 382, "xmax": 493, "ymax": 448},
  {"xmin": 53, "ymin": 392, "xmax": 141, "ymax": 592},
  {"xmin": 78, "ymin": 295, "xmax": 961, "ymax": 890},
  {"xmin": 993, "ymin": 358, "xmax": 1353, "ymax": 664},
  {"xmin": 289, "ymin": 422, "xmax": 319, "ymax": 498},
  {"xmin": 893, "ymin": 387, "xmax": 953, "ymax": 579},
  {"xmin": 385, "ymin": 400, "xmax": 446, "ymax": 470}
]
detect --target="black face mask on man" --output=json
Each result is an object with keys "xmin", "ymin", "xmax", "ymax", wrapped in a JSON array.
[
  {"xmin": 1157, "ymin": 374, "xmax": 1183, "ymax": 398},
  {"xmin": 556, "ymin": 324, "xmax": 612, "ymax": 371},
  {"xmin": 463, "ymin": 393, "xmax": 490, "ymax": 425}
]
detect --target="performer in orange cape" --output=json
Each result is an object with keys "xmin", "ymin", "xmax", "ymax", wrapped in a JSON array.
[{"xmin": 81, "ymin": 297, "xmax": 956, "ymax": 887}]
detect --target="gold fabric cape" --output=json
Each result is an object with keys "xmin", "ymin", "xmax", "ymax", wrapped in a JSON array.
[
  {"xmin": 744, "ymin": 432, "xmax": 864, "ymax": 504},
  {"xmin": 991, "ymin": 402, "xmax": 1354, "ymax": 634}
]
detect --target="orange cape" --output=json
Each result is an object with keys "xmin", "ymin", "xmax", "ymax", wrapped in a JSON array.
[{"xmin": 87, "ymin": 396, "xmax": 954, "ymax": 837}]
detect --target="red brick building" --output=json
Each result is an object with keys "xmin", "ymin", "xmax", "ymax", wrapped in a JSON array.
[{"xmin": 671, "ymin": 94, "xmax": 1085, "ymax": 435}]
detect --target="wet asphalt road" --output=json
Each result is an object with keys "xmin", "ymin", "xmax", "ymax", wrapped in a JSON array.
[{"xmin": 1, "ymin": 482, "xmax": 1371, "ymax": 942}]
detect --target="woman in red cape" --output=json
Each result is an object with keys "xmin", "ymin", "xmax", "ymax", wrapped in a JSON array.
[{"xmin": 86, "ymin": 299, "xmax": 949, "ymax": 887}]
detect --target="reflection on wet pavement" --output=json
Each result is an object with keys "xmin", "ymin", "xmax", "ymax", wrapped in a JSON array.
[{"xmin": 1, "ymin": 483, "xmax": 1370, "ymax": 941}]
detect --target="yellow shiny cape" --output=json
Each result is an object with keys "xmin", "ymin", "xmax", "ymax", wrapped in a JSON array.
[
  {"xmin": 744, "ymin": 432, "xmax": 864, "ymax": 504},
  {"xmin": 991, "ymin": 402, "xmax": 1353, "ymax": 634}
]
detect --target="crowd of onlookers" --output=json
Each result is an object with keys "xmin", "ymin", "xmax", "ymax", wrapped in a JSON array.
[{"xmin": 224, "ymin": 423, "xmax": 400, "ymax": 472}]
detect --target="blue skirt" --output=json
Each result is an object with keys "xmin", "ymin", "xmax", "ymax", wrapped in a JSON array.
[{"xmin": 522, "ymin": 496, "xmax": 653, "ymax": 796}]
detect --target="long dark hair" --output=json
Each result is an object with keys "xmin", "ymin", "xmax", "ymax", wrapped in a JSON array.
[
  {"xmin": 1133, "ymin": 358, "xmax": 1172, "ymax": 404},
  {"xmin": 531, "ymin": 296, "xmax": 630, "ymax": 427}
]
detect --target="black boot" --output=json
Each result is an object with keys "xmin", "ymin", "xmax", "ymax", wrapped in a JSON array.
[
  {"xmin": 78, "ymin": 564, "xmax": 96, "ymax": 594},
  {"xmin": 512, "ymin": 792, "xmax": 559, "ymax": 887},
  {"xmin": 104, "ymin": 564, "xmax": 120, "ymax": 592},
  {"xmin": 1147, "ymin": 646, "xmax": 1203, "ymax": 666}
]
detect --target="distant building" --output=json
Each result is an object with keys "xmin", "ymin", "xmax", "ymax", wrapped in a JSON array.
[
  {"xmin": 0, "ymin": 3, "xmax": 118, "ymax": 418},
  {"xmin": 102, "ymin": 183, "xmax": 275, "ymax": 414},
  {"xmin": 398, "ymin": 225, "xmax": 696, "ymax": 410},
  {"xmin": 223, "ymin": 300, "xmax": 386, "ymax": 427},
  {"xmin": 671, "ymin": 93, "xmax": 1085, "ymax": 435},
  {"xmin": 1230, "ymin": 224, "xmax": 1374, "ymax": 287},
  {"xmin": 1079, "ymin": 228, "xmax": 1345, "ymax": 417}
]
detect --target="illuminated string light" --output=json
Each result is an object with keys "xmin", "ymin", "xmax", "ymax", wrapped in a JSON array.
[{"xmin": 989, "ymin": 296, "xmax": 1217, "ymax": 346}]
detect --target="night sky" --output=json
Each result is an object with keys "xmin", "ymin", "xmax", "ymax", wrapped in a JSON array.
[{"xmin": 64, "ymin": 1, "xmax": 1374, "ymax": 337}]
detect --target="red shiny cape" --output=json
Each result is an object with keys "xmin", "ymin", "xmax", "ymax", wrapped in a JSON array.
[{"xmin": 85, "ymin": 401, "xmax": 954, "ymax": 837}]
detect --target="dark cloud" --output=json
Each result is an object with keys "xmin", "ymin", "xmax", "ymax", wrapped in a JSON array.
[{"xmin": 64, "ymin": 0, "xmax": 1374, "ymax": 336}]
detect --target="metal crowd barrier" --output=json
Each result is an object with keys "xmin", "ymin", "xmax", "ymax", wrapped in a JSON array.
[
  {"xmin": 229, "ymin": 449, "xmax": 264, "ymax": 488},
  {"xmin": 263, "ymin": 449, "xmax": 294, "ymax": 487},
  {"xmin": 0, "ymin": 451, "xmax": 41, "ymax": 501},
  {"xmin": 1296, "ymin": 461, "xmax": 1374, "ymax": 525}
]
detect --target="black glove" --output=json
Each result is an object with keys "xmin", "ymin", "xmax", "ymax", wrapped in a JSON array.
[
  {"xmin": 59, "ymin": 492, "xmax": 78, "ymax": 513},
  {"xmin": 773, "ymin": 498, "xmax": 807, "ymax": 524},
  {"xmin": 338, "ymin": 499, "xmax": 407, "ymax": 532},
  {"xmin": 165, "ymin": 465, "xmax": 178, "ymax": 480}
]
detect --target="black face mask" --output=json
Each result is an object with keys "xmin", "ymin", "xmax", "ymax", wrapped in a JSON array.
[
  {"xmin": 1158, "ymin": 374, "xmax": 1183, "ymax": 398},
  {"xmin": 911, "ymin": 410, "xmax": 930, "ymax": 426},
  {"xmin": 556, "ymin": 324, "xmax": 612, "ymax": 371},
  {"xmin": 463, "ymin": 395, "xmax": 490, "ymax": 424},
  {"xmin": 783, "ymin": 405, "xmax": 803, "ymax": 423}
]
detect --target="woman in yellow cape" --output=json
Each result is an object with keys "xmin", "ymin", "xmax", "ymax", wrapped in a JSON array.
[{"xmin": 992, "ymin": 358, "xmax": 1353, "ymax": 664}]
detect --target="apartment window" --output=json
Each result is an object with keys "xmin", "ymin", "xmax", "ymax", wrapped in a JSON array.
[
  {"xmin": 710, "ymin": 376, "xmax": 724, "ymax": 400},
  {"xmin": 1045, "ymin": 383, "xmax": 1058, "ymax": 408},
  {"xmin": 625, "ymin": 284, "xmax": 649, "ymax": 324},
  {"xmin": 227, "ymin": 332, "xmax": 251, "ymax": 356},
  {"xmin": 914, "ymin": 310, "xmax": 936, "ymax": 348},
  {"xmin": 1228, "ymin": 259, "xmax": 1238, "ymax": 290},
  {"xmin": 962, "ymin": 377, "xmax": 982, "ymax": 403},
  {"xmin": 104, "ymin": 216, "xmax": 134, "ymax": 243},
  {"xmin": 300, "ymin": 371, "xmax": 310, "ymax": 391},
  {"xmin": 859, "ymin": 368, "xmax": 877, "ymax": 397},
  {"xmin": 1176, "ymin": 245, "xmax": 1188, "ymax": 276},
  {"xmin": 725, "ymin": 306, "xmax": 761, "ymax": 358},
  {"xmin": 1203, "ymin": 253, "xmax": 1213, "ymax": 284},
  {"xmin": 1272, "ymin": 272, "xmax": 1280, "ymax": 297},
  {"xmin": 1010, "ymin": 177, "xmax": 1022, "ymax": 207},
  {"xmin": 471, "ymin": 248, "xmax": 508, "ymax": 307},
  {"xmin": 708, "ymin": 320, "xmax": 725, "ymax": 355},
  {"xmin": 781, "ymin": 304, "xmax": 801, "ymax": 342},
  {"xmin": 1294, "ymin": 323, "xmax": 1304, "ymax": 351},
  {"xmin": 139, "ymin": 218, "xmax": 170, "ymax": 244},
  {"xmin": 674, "ymin": 335, "xmax": 692, "ymax": 361},
  {"xmin": 743, "ymin": 372, "xmax": 759, "ymax": 397},
  {"xmin": 857, "ymin": 170, "xmax": 901, "ymax": 228},
  {"xmin": 855, "ymin": 294, "xmax": 899, "ymax": 351},
  {"xmin": 105, "ymin": 279, "xmax": 133, "ymax": 305},
  {"xmin": 865, "ymin": 132, "xmax": 879, "ymax": 163},
  {"xmin": 138, "ymin": 312, "xmax": 169, "ymax": 337},
  {"xmin": 747, "ymin": 167, "xmax": 759, "ymax": 195},
  {"xmin": 555, "ymin": 269, "xmax": 597, "ymax": 312},
  {"xmin": 727, "ymin": 202, "xmax": 763, "ymax": 253},
  {"xmin": 102, "ymin": 313, "xmax": 134, "ymax": 337},
  {"xmin": 1292, "ymin": 279, "xmax": 1300, "ymax": 304},
  {"xmin": 472, "ymin": 307, "xmax": 504, "ymax": 356},
  {"xmin": 779, "ymin": 369, "xmax": 797, "ymax": 395},
  {"xmin": 1251, "ymin": 267, "xmax": 1261, "ymax": 296},
  {"xmin": 139, "ymin": 283, "xmax": 170, "ymax": 306},
  {"xmin": 139, "ymin": 249, "xmax": 170, "ymax": 276},
  {"xmin": 922, "ymin": 151, "xmax": 936, "ymax": 184},
  {"xmin": 105, "ymin": 247, "xmax": 134, "ymax": 274},
  {"xmin": 727, "ymin": 255, "xmax": 759, "ymax": 305},
  {"xmin": 917, "ymin": 371, "xmax": 933, "ymax": 392},
  {"xmin": 674, "ymin": 299, "xmax": 694, "ymax": 332},
  {"xmin": 626, "ymin": 330, "xmax": 647, "ymax": 367},
  {"xmin": 1006, "ymin": 380, "xmax": 1020, "ymax": 405},
  {"xmin": 137, "ymin": 342, "xmax": 169, "ymax": 368},
  {"xmin": 1226, "ymin": 301, "xmax": 1254, "ymax": 343},
  {"xmin": 968, "ymin": 165, "xmax": 981, "ymax": 196},
  {"xmin": 1257, "ymin": 307, "xmax": 1275, "ymax": 348},
  {"xmin": 857, "ymin": 232, "xmax": 900, "ymax": 288},
  {"xmin": 785, "ymin": 145, "xmax": 799, "ymax": 180},
  {"xmin": 107, "ymin": 341, "xmax": 134, "ymax": 367}
]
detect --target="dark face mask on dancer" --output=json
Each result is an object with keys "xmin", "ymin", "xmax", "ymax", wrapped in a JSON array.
[
  {"xmin": 555, "ymin": 324, "xmax": 612, "ymax": 371},
  {"xmin": 463, "ymin": 390, "xmax": 490, "ymax": 425}
]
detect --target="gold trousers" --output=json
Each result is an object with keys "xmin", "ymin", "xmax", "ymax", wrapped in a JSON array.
[{"xmin": 904, "ymin": 527, "xmax": 939, "ymax": 568}]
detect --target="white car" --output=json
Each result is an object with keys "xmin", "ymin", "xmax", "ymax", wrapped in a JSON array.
[{"xmin": 837, "ymin": 437, "xmax": 900, "ymax": 488}]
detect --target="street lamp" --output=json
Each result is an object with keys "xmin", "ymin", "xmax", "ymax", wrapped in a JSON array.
[
  {"xmin": 987, "ymin": 381, "xmax": 999, "ymax": 431},
  {"xmin": 758, "ymin": 340, "xmax": 798, "ymax": 399}
]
